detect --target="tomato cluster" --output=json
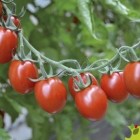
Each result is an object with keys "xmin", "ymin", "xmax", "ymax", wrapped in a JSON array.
[
  {"xmin": 8, "ymin": 60, "xmax": 67, "ymax": 114},
  {"xmin": 0, "ymin": 3, "xmax": 140, "ymax": 121},
  {"xmin": 0, "ymin": 6, "xmax": 67, "ymax": 115},
  {"xmin": 68, "ymin": 62, "xmax": 140, "ymax": 121}
]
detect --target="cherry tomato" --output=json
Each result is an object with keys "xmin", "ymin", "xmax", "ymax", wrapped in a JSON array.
[
  {"xmin": 68, "ymin": 72, "xmax": 98, "ymax": 99},
  {"xmin": 75, "ymin": 85, "xmax": 107, "ymax": 121},
  {"xmin": 35, "ymin": 77, "xmax": 67, "ymax": 114},
  {"xmin": 100, "ymin": 72, "xmax": 128, "ymax": 103},
  {"xmin": 124, "ymin": 62, "xmax": 140, "ymax": 98},
  {"xmin": 0, "ymin": 27, "xmax": 18, "ymax": 64},
  {"xmin": 11, "ymin": 16, "xmax": 21, "ymax": 27},
  {"xmin": 3, "ymin": 16, "xmax": 21, "ymax": 27},
  {"xmin": 8, "ymin": 60, "xmax": 38, "ymax": 94}
]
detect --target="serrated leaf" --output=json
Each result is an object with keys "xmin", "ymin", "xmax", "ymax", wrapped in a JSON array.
[
  {"xmin": 0, "ymin": 129, "xmax": 11, "ymax": 140},
  {"xmin": 78, "ymin": 0, "xmax": 98, "ymax": 39}
]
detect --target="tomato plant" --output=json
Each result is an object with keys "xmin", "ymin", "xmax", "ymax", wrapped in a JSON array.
[
  {"xmin": 75, "ymin": 85, "xmax": 108, "ymax": 121},
  {"xmin": 124, "ymin": 62, "xmax": 140, "ymax": 98},
  {"xmin": 35, "ymin": 77, "xmax": 67, "ymax": 114},
  {"xmin": 68, "ymin": 72, "xmax": 98, "ymax": 99},
  {"xmin": 1, "ymin": 0, "xmax": 140, "ymax": 139},
  {"xmin": 0, "ymin": 26, "xmax": 18, "ymax": 64},
  {"xmin": 8, "ymin": 60, "xmax": 38, "ymax": 94},
  {"xmin": 100, "ymin": 72, "xmax": 128, "ymax": 103}
]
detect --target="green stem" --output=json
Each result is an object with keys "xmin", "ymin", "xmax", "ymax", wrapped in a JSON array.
[
  {"xmin": 59, "ymin": 59, "xmax": 81, "ymax": 69},
  {"xmin": 18, "ymin": 31, "xmax": 26, "ymax": 58},
  {"xmin": 22, "ymin": 35, "xmax": 121, "ymax": 74},
  {"xmin": 2, "ymin": 0, "xmax": 13, "ymax": 4},
  {"xmin": 132, "ymin": 41, "xmax": 140, "ymax": 49},
  {"xmin": 22, "ymin": 34, "xmax": 140, "ymax": 75},
  {"xmin": 3, "ymin": 4, "xmax": 12, "ymax": 15},
  {"xmin": 22, "ymin": 36, "xmax": 80, "ymax": 75}
]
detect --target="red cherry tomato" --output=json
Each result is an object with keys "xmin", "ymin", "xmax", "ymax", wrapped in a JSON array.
[
  {"xmin": 8, "ymin": 60, "xmax": 38, "ymax": 94},
  {"xmin": 0, "ymin": 27, "xmax": 18, "ymax": 64},
  {"xmin": 11, "ymin": 16, "xmax": 21, "ymax": 27},
  {"xmin": 3, "ymin": 16, "xmax": 21, "ymax": 27},
  {"xmin": 35, "ymin": 77, "xmax": 67, "ymax": 114},
  {"xmin": 124, "ymin": 62, "xmax": 140, "ymax": 98},
  {"xmin": 68, "ymin": 72, "xmax": 98, "ymax": 99},
  {"xmin": 100, "ymin": 72, "xmax": 128, "ymax": 103},
  {"xmin": 75, "ymin": 85, "xmax": 108, "ymax": 121}
]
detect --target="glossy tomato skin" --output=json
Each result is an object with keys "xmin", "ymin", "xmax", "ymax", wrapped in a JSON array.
[
  {"xmin": 124, "ymin": 62, "xmax": 140, "ymax": 98},
  {"xmin": 100, "ymin": 72, "xmax": 128, "ymax": 103},
  {"xmin": 68, "ymin": 72, "xmax": 98, "ymax": 99},
  {"xmin": 35, "ymin": 77, "xmax": 67, "ymax": 114},
  {"xmin": 0, "ymin": 27, "xmax": 18, "ymax": 64},
  {"xmin": 11, "ymin": 16, "xmax": 21, "ymax": 27},
  {"xmin": 8, "ymin": 60, "xmax": 38, "ymax": 94},
  {"xmin": 3, "ymin": 16, "xmax": 21, "ymax": 27},
  {"xmin": 75, "ymin": 85, "xmax": 107, "ymax": 121}
]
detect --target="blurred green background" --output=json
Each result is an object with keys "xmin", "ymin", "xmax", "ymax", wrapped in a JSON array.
[{"xmin": 0, "ymin": 0, "xmax": 140, "ymax": 140}]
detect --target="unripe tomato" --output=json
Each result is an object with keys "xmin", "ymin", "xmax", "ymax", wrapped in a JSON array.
[
  {"xmin": 35, "ymin": 77, "xmax": 67, "ymax": 114},
  {"xmin": 0, "ymin": 27, "xmax": 18, "ymax": 64},
  {"xmin": 75, "ymin": 85, "xmax": 108, "ymax": 121},
  {"xmin": 8, "ymin": 60, "xmax": 38, "ymax": 94},
  {"xmin": 68, "ymin": 72, "xmax": 98, "ymax": 99},
  {"xmin": 100, "ymin": 72, "xmax": 128, "ymax": 103},
  {"xmin": 124, "ymin": 62, "xmax": 140, "ymax": 98}
]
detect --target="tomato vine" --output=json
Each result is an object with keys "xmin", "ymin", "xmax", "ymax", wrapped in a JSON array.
[{"xmin": 0, "ymin": 0, "xmax": 140, "ymax": 122}]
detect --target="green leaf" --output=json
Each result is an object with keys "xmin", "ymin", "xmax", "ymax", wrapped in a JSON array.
[
  {"xmin": 105, "ymin": 0, "xmax": 140, "ymax": 22},
  {"xmin": 0, "ymin": 129, "xmax": 11, "ymax": 140},
  {"xmin": 26, "ymin": 107, "xmax": 52, "ymax": 140},
  {"xmin": 0, "ymin": 94, "xmax": 21, "ymax": 122},
  {"xmin": 133, "ymin": 128, "xmax": 139, "ymax": 135},
  {"xmin": 77, "ymin": 0, "xmax": 98, "ymax": 39},
  {"xmin": 0, "ymin": 116, "xmax": 3, "ymax": 128},
  {"xmin": 105, "ymin": 103, "xmax": 127, "ymax": 127},
  {"xmin": 105, "ymin": 0, "xmax": 129, "ymax": 15}
]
